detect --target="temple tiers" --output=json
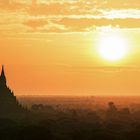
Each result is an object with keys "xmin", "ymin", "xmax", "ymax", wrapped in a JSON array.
[{"xmin": 0, "ymin": 66, "xmax": 27, "ymax": 118}]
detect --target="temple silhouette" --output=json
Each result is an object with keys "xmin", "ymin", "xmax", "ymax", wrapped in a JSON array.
[{"xmin": 0, "ymin": 65, "xmax": 27, "ymax": 119}]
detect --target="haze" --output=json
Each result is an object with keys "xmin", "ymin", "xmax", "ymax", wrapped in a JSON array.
[{"xmin": 0, "ymin": 0, "xmax": 140, "ymax": 96}]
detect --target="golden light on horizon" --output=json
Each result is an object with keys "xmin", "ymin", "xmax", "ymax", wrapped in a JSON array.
[
  {"xmin": 0, "ymin": 0, "xmax": 139, "ymax": 96},
  {"xmin": 97, "ymin": 32, "xmax": 129, "ymax": 62}
]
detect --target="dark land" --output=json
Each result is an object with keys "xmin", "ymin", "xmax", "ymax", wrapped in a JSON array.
[{"xmin": 1, "ymin": 66, "xmax": 140, "ymax": 140}]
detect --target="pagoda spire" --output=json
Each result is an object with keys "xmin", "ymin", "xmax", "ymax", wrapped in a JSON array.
[{"xmin": 0, "ymin": 65, "xmax": 7, "ymax": 86}]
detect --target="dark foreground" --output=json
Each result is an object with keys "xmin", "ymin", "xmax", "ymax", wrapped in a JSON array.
[{"xmin": 1, "ymin": 101, "xmax": 140, "ymax": 140}]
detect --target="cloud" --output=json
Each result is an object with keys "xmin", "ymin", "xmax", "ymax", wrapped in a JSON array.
[
  {"xmin": 32, "ymin": 22, "xmax": 69, "ymax": 33},
  {"xmin": 24, "ymin": 19, "xmax": 48, "ymax": 28},
  {"xmin": 46, "ymin": 64, "xmax": 140, "ymax": 73},
  {"xmin": 0, "ymin": 0, "xmax": 139, "ymax": 34}
]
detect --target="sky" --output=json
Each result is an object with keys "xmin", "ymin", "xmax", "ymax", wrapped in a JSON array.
[{"xmin": 0, "ymin": 0, "xmax": 140, "ymax": 96}]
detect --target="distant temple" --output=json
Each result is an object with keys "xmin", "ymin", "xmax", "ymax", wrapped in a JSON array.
[{"xmin": 0, "ymin": 65, "xmax": 27, "ymax": 119}]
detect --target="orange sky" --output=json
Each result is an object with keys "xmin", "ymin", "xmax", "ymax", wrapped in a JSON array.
[{"xmin": 0, "ymin": 0, "xmax": 140, "ymax": 96}]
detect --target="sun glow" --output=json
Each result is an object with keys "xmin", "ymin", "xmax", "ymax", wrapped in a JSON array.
[{"xmin": 98, "ymin": 33, "xmax": 129, "ymax": 61}]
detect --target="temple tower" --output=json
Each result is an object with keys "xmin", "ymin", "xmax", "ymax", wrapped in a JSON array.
[{"xmin": 0, "ymin": 65, "xmax": 7, "ymax": 87}]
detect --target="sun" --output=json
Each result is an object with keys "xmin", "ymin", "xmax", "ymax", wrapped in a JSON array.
[{"xmin": 98, "ymin": 34, "xmax": 129, "ymax": 61}]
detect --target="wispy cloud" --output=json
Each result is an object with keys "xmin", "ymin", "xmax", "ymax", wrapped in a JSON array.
[{"xmin": 0, "ymin": 0, "xmax": 139, "ymax": 33}]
